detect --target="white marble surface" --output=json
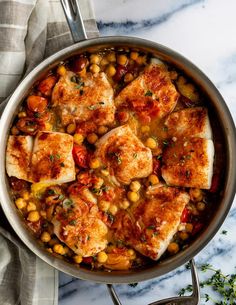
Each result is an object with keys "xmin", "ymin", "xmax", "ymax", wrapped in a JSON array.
[{"xmin": 59, "ymin": 0, "xmax": 236, "ymax": 304}]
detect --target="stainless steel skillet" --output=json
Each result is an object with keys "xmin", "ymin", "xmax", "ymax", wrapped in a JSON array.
[{"xmin": 0, "ymin": 0, "xmax": 235, "ymax": 304}]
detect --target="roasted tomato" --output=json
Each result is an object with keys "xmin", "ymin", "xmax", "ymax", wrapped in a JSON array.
[
  {"xmin": 181, "ymin": 207, "xmax": 190, "ymax": 223},
  {"xmin": 16, "ymin": 117, "xmax": 39, "ymax": 135},
  {"xmin": 72, "ymin": 145, "xmax": 89, "ymax": 168},
  {"xmin": 27, "ymin": 95, "xmax": 48, "ymax": 113},
  {"xmin": 38, "ymin": 75, "xmax": 57, "ymax": 96}
]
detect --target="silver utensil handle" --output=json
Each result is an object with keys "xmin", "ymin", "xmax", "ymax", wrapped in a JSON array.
[
  {"xmin": 107, "ymin": 284, "xmax": 123, "ymax": 305},
  {"xmin": 60, "ymin": 0, "xmax": 87, "ymax": 42}
]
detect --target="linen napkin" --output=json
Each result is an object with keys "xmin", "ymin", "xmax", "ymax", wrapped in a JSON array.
[{"xmin": 0, "ymin": 0, "xmax": 99, "ymax": 304}]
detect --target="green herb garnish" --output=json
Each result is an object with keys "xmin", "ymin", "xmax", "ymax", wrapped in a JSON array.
[
  {"xmin": 69, "ymin": 219, "xmax": 77, "ymax": 226},
  {"xmin": 145, "ymin": 90, "xmax": 153, "ymax": 96}
]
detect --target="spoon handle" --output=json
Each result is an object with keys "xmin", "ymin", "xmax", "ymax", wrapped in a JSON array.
[{"xmin": 107, "ymin": 284, "xmax": 123, "ymax": 305}]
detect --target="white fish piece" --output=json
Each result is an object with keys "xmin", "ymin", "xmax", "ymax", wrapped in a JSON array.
[
  {"xmin": 95, "ymin": 125, "xmax": 153, "ymax": 184},
  {"xmin": 52, "ymin": 71, "xmax": 115, "ymax": 126},
  {"xmin": 30, "ymin": 131, "xmax": 75, "ymax": 184},
  {"xmin": 164, "ymin": 107, "xmax": 212, "ymax": 139},
  {"xmin": 113, "ymin": 185, "xmax": 190, "ymax": 260},
  {"xmin": 161, "ymin": 138, "xmax": 214, "ymax": 189},
  {"xmin": 6, "ymin": 135, "xmax": 33, "ymax": 182}
]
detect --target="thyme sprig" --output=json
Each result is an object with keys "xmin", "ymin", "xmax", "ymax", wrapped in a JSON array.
[{"xmin": 179, "ymin": 263, "xmax": 236, "ymax": 304}]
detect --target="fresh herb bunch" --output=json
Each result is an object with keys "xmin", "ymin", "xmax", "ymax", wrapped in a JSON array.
[{"xmin": 179, "ymin": 263, "xmax": 236, "ymax": 305}]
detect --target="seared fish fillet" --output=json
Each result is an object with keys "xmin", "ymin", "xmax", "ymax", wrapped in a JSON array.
[
  {"xmin": 165, "ymin": 107, "xmax": 212, "ymax": 139},
  {"xmin": 52, "ymin": 71, "xmax": 115, "ymax": 126},
  {"xmin": 52, "ymin": 195, "xmax": 108, "ymax": 257},
  {"xmin": 161, "ymin": 138, "xmax": 214, "ymax": 189},
  {"xmin": 6, "ymin": 135, "xmax": 33, "ymax": 181},
  {"xmin": 115, "ymin": 62, "xmax": 179, "ymax": 120},
  {"xmin": 113, "ymin": 185, "xmax": 190, "ymax": 260},
  {"xmin": 31, "ymin": 131, "xmax": 75, "ymax": 183},
  {"xmin": 95, "ymin": 125, "xmax": 153, "ymax": 184}
]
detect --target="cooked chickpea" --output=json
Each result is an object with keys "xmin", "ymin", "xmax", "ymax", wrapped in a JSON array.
[
  {"xmin": 11, "ymin": 126, "xmax": 20, "ymax": 135},
  {"xmin": 73, "ymin": 133, "xmax": 84, "ymax": 145},
  {"xmin": 89, "ymin": 158, "xmax": 101, "ymax": 169},
  {"xmin": 141, "ymin": 125, "xmax": 150, "ymax": 133},
  {"xmin": 148, "ymin": 174, "xmax": 159, "ymax": 186},
  {"xmin": 106, "ymin": 52, "xmax": 116, "ymax": 62},
  {"xmin": 109, "ymin": 204, "xmax": 118, "ymax": 215},
  {"xmin": 57, "ymin": 65, "xmax": 67, "ymax": 76},
  {"xmin": 130, "ymin": 180, "xmax": 141, "ymax": 192},
  {"xmin": 67, "ymin": 123, "xmax": 76, "ymax": 134},
  {"xmin": 117, "ymin": 54, "xmax": 128, "ymax": 66},
  {"xmin": 119, "ymin": 200, "xmax": 130, "ymax": 210},
  {"xmin": 124, "ymin": 73, "xmax": 134, "ymax": 83},
  {"xmin": 44, "ymin": 122, "xmax": 53, "ymax": 131},
  {"xmin": 90, "ymin": 54, "xmax": 101, "ymax": 64},
  {"xmin": 18, "ymin": 111, "xmax": 27, "ymax": 118},
  {"xmin": 101, "ymin": 169, "xmax": 109, "ymax": 176},
  {"xmin": 15, "ymin": 198, "xmax": 27, "ymax": 209},
  {"xmin": 73, "ymin": 254, "xmax": 83, "ymax": 264},
  {"xmin": 197, "ymin": 201, "xmax": 206, "ymax": 211},
  {"xmin": 97, "ymin": 126, "xmax": 108, "ymax": 135},
  {"xmin": 127, "ymin": 191, "xmax": 140, "ymax": 202},
  {"xmin": 136, "ymin": 55, "xmax": 146, "ymax": 65},
  {"xmin": 145, "ymin": 137, "xmax": 157, "ymax": 149},
  {"xmin": 47, "ymin": 248, "xmax": 53, "ymax": 253},
  {"xmin": 189, "ymin": 188, "xmax": 203, "ymax": 202},
  {"xmin": 106, "ymin": 65, "xmax": 116, "ymax": 77},
  {"xmin": 130, "ymin": 51, "xmax": 139, "ymax": 60},
  {"xmin": 127, "ymin": 249, "xmax": 136, "ymax": 259},
  {"xmin": 185, "ymin": 223, "xmax": 193, "ymax": 233},
  {"xmin": 27, "ymin": 211, "xmax": 40, "ymax": 222},
  {"xmin": 179, "ymin": 232, "xmax": 189, "ymax": 241},
  {"xmin": 40, "ymin": 211, "xmax": 47, "ymax": 218},
  {"xmin": 90, "ymin": 64, "xmax": 100, "ymax": 74},
  {"xmin": 40, "ymin": 231, "xmax": 51, "ymax": 243},
  {"xmin": 167, "ymin": 242, "xmax": 179, "ymax": 254},
  {"xmin": 97, "ymin": 251, "xmax": 108, "ymax": 263},
  {"xmin": 27, "ymin": 202, "xmax": 37, "ymax": 212},
  {"xmin": 53, "ymin": 244, "xmax": 66, "ymax": 255},
  {"xmin": 98, "ymin": 200, "xmax": 110, "ymax": 212},
  {"xmin": 87, "ymin": 133, "xmax": 98, "ymax": 144},
  {"xmin": 100, "ymin": 58, "xmax": 109, "ymax": 66}
]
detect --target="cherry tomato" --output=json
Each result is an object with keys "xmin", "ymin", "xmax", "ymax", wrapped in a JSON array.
[
  {"xmin": 72, "ymin": 145, "xmax": 89, "ymax": 168},
  {"xmin": 16, "ymin": 118, "xmax": 39, "ymax": 135},
  {"xmin": 192, "ymin": 222, "xmax": 203, "ymax": 235},
  {"xmin": 83, "ymin": 257, "xmax": 93, "ymax": 264},
  {"xmin": 113, "ymin": 65, "xmax": 128, "ymax": 82},
  {"xmin": 181, "ymin": 208, "xmax": 190, "ymax": 223},
  {"xmin": 38, "ymin": 76, "xmax": 57, "ymax": 96},
  {"xmin": 27, "ymin": 95, "xmax": 48, "ymax": 113},
  {"xmin": 116, "ymin": 111, "xmax": 129, "ymax": 123}
]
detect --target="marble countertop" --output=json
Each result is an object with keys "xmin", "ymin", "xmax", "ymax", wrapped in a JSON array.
[{"xmin": 59, "ymin": 1, "xmax": 236, "ymax": 304}]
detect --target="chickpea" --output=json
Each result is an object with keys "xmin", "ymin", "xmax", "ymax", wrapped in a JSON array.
[
  {"xmin": 185, "ymin": 223, "xmax": 193, "ymax": 233},
  {"xmin": 100, "ymin": 58, "xmax": 109, "ymax": 66},
  {"xmin": 145, "ymin": 138, "xmax": 157, "ymax": 149},
  {"xmin": 148, "ymin": 174, "xmax": 159, "ymax": 186},
  {"xmin": 53, "ymin": 244, "xmax": 66, "ymax": 255},
  {"xmin": 40, "ymin": 231, "xmax": 51, "ymax": 243},
  {"xmin": 87, "ymin": 133, "xmax": 98, "ymax": 144},
  {"xmin": 101, "ymin": 169, "xmax": 109, "ymax": 177},
  {"xmin": 136, "ymin": 55, "xmax": 146, "ymax": 65},
  {"xmin": 109, "ymin": 204, "xmax": 118, "ymax": 215},
  {"xmin": 106, "ymin": 65, "xmax": 116, "ymax": 77},
  {"xmin": 47, "ymin": 248, "xmax": 53, "ymax": 253},
  {"xmin": 197, "ymin": 201, "xmax": 206, "ymax": 211},
  {"xmin": 15, "ymin": 198, "xmax": 26, "ymax": 209},
  {"xmin": 89, "ymin": 158, "xmax": 101, "ymax": 169},
  {"xmin": 141, "ymin": 125, "xmax": 150, "ymax": 133},
  {"xmin": 167, "ymin": 242, "xmax": 179, "ymax": 254},
  {"xmin": 73, "ymin": 133, "xmax": 84, "ymax": 145},
  {"xmin": 67, "ymin": 123, "xmax": 76, "ymax": 134},
  {"xmin": 119, "ymin": 200, "xmax": 130, "ymax": 210},
  {"xmin": 130, "ymin": 180, "xmax": 141, "ymax": 192},
  {"xmin": 27, "ymin": 202, "xmax": 37, "ymax": 212},
  {"xmin": 90, "ymin": 54, "xmax": 101, "ymax": 64},
  {"xmin": 97, "ymin": 251, "xmax": 108, "ymax": 263},
  {"xmin": 179, "ymin": 232, "xmax": 189, "ymax": 241},
  {"xmin": 127, "ymin": 249, "xmax": 136, "ymax": 259},
  {"xmin": 11, "ymin": 126, "xmax": 20, "ymax": 135},
  {"xmin": 40, "ymin": 211, "xmax": 47, "ymax": 218},
  {"xmin": 106, "ymin": 52, "xmax": 116, "ymax": 62},
  {"xmin": 18, "ymin": 111, "xmax": 27, "ymax": 118},
  {"xmin": 189, "ymin": 188, "xmax": 203, "ymax": 202},
  {"xmin": 98, "ymin": 200, "xmax": 110, "ymax": 212},
  {"xmin": 73, "ymin": 255, "xmax": 83, "ymax": 264},
  {"xmin": 27, "ymin": 211, "xmax": 40, "ymax": 222},
  {"xmin": 97, "ymin": 126, "xmax": 108, "ymax": 135},
  {"xmin": 130, "ymin": 51, "xmax": 139, "ymax": 60},
  {"xmin": 90, "ymin": 64, "xmax": 100, "ymax": 74},
  {"xmin": 127, "ymin": 191, "xmax": 140, "ymax": 202},
  {"xmin": 117, "ymin": 54, "xmax": 128, "ymax": 66},
  {"xmin": 57, "ymin": 65, "xmax": 67, "ymax": 76},
  {"xmin": 124, "ymin": 73, "xmax": 134, "ymax": 83}
]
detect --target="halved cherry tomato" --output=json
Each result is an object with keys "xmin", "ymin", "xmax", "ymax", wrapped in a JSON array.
[
  {"xmin": 83, "ymin": 257, "xmax": 93, "ymax": 264},
  {"xmin": 181, "ymin": 208, "xmax": 190, "ymax": 223},
  {"xmin": 209, "ymin": 174, "xmax": 220, "ymax": 193},
  {"xmin": 16, "ymin": 117, "xmax": 39, "ymax": 135},
  {"xmin": 192, "ymin": 222, "xmax": 203, "ymax": 235},
  {"xmin": 116, "ymin": 111, "xmax": 129, "ymax": 123},
  {"xmin": 38, "ymin": 76, "xmax": 57, "ymax": 96},
  {"xmin": 72, "ymin": 145, "xmax": 89, "ymax": 168},
  {"xmin": 113, "ymin": 65, "xmax": 128, "ymax": 82},
  {"xmin": 27, "ymin": 95, "xmax": 48, "ymax": 113}
]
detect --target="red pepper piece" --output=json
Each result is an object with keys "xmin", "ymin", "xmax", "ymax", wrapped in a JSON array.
[{"xmin": 181, "ymin": 207, "xmax": 190, "ymax": 223}]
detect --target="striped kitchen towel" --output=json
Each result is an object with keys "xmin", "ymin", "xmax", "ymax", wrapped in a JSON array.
[{"xmin": 0, "ymin": 1, "xmax": 99, "ymax": 305}]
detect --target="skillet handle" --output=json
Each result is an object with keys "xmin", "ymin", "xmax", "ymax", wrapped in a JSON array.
[
  {"xmin": 60, "ymin": 0, "xmax": 88, "ymax": 42},
  {"xmin": 0, "ymin": 99, "xmax": 8, "ymax": 118}
]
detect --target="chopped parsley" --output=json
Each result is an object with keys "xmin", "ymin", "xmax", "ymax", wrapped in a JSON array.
[
  {"xmin": 147, "ymin": 225, "xmax": 156, "ymax": 230},
  {"xmin": 60, "ymin": 162, "xmax": 65, "ymax": 167},
  {"xmin": 145, "ymin": 90, "xmax": 153, "ymax": 96},
  {"xmin": 185, "ymin": 170, "xmax": 191, "ymax": 178},
  {"xmin": 63, "ymin": 198, "xmax": 73, "ymax": 206},
  {"xmin": 75, "ymin": 81, "xmax": 84, "ymax": 89},
  {"xmin": 69, "ymin": 219, "xmax": 77, "ymax": 226},
  {"xmin": 163, "ymin": 140, "xmax": 169, "ymax": 146},
  {"xmin": 133, "ymin": 153, "xmax": 138, "ymax": 159},
  {"xmin": 49, "ymin": 155, "xmax": 54, "ymax": 162}
]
